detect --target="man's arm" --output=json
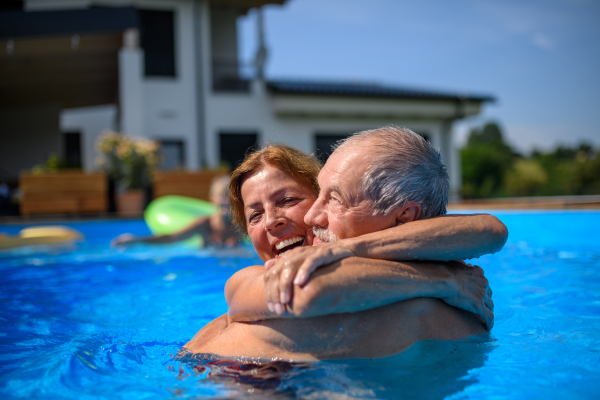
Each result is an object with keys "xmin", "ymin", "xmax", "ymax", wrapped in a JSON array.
[
  {"xmin": 291, "ymin": 258, "xmax": 493, "ymax": 326},
  {"xmin": 226, "ymin": 259, "xmax": 494, "ymax": 329},
  {"xmin": 263, "ymin": 213, "xmax": 506, "ymax": 308},
  {"xmin": 184, "ymin": 313, "xmax": 228, "ymax": 353}
]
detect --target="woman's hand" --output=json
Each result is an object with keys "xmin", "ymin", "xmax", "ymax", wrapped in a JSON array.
[{"xmin": 263, "ymin": 242, "xmax": 356, "ymax": 314}]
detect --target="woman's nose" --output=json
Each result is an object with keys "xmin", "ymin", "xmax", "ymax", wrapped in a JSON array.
[{"xmin": 265, "ymin": 209, "xmax": 286, "ymax": 231}]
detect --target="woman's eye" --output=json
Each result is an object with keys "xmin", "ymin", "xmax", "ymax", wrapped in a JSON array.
[
  {"xmin": 248, "ymin": 212, "xmax": 262, "ymax": 223},
  {"xmin": 281, "ymin": 197, "xmax": 299, "ymax": 206}
]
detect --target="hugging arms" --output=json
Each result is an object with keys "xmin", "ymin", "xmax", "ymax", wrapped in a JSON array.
[
  {"xmin": 226, "ymin": 213, "xmax": 506, "ymax": 329},
  {"xmin": 185, "ymin": 134, "xmax": 507, "ymax": 360}
]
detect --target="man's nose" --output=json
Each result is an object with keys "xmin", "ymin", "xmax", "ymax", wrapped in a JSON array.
[
  {"xmin": 265, "ymin": 209, "xmax": 286, "ymax": 231},
  {"xmin": 304, "ymin": 197, "xmax": 327, "ymax": 227}
]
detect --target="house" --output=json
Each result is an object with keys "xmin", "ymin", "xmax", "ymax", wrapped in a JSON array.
[{"xmin": 0, "ymin": 0, "xmax": 494, "ymax": 199}]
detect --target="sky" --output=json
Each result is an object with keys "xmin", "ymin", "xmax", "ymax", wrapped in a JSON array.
[{"xmin": 238, "ymin": 0, "xmax": 600, "ymax": 153}]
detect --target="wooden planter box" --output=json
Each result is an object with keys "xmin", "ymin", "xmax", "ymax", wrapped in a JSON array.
[
  {"xmin": 152, "ymin": 170, "xmax": 229, "ymax": 201},
  {"xmin": 19, "ymin": 171, "xmax": 108, "ymax": 216}
]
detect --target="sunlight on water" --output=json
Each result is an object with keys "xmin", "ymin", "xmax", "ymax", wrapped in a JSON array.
[{"xmin": 1, "ymin": 213, "xmax": 599, "ymax": 399}]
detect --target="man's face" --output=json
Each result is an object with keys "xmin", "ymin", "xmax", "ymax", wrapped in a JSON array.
[{"xmin": 304, "ymin": 146, "xmax": 398, "ymax": 242}]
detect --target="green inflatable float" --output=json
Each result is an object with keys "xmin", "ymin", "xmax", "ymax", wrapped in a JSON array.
[{"xmin": 144, "ymin": 195, "xmax": 217, "ymax": 247}]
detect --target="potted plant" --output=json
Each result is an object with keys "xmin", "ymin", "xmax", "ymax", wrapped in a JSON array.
[{"xmin": 96, "ymin": 130, "xmax": 159, "ymax": 216}]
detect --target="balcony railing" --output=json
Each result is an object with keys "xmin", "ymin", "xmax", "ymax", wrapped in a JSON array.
[{"xmin": 212, "ymin": 58, "xmax": 254, "ymax": 93}]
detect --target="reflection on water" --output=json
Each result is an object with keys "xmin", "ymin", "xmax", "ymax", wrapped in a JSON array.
[
  {"xmin": 176, "ymin": 336, "xmax": 492, "ymax": 399},
  {"xmin": 2, "ymin": 214, "xmax": 599, "ymax": 399}
]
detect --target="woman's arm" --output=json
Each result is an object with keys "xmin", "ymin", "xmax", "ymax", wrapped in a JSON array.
[
  {"xmin": 111, "ymin": 217, "xmax": 210, "ymax": 247},
  {"xmin": 346, "ymin": 213, "xmax": 507, "ymax": 263},
  {"xmin": 263, "ymin": 213, "xmax": 506, "ymax": 308},
  {"xmin": 225, "ymin": 265, "xmax": 274, "ymax": 322}
]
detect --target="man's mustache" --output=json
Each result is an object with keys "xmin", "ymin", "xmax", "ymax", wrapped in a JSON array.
[{"xmin": 312, "ymin": 227, "xmax": 339, "ymax": 243}]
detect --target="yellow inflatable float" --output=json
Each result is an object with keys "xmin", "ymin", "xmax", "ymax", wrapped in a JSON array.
[{"xmin": 0, "ymin": 226, "xmax": 83, "ymax": 250}]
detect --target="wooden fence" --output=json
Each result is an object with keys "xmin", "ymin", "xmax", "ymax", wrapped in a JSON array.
[
  {"xmin": 19, "ymin": 172, "xmax": 108, "ymax": 216},
  {"xmin": 17, "ymin": 170, "xmax": 229, "ymax": 216},
  {"xmin": 152, "ymin": 170, "xmax": 229, "ymax": 201}
]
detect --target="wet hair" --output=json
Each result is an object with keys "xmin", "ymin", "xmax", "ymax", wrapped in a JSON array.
[
  {"xmin": 334, "ymin": 126, "xmax": 449, "ymax": 219},
  {"xmin": 229, "ymin": 145, "xmax": 322, "ymax": 232}
]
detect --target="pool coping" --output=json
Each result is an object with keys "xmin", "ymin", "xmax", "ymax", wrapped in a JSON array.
[{"xmin": 1, "ymin": 195, "xmax": 599, "ymax": 225}]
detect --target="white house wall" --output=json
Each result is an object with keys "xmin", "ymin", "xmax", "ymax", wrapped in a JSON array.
[
  {"xmin": 60, "ymin": 105, "xmax": 118, "ymax": 172},
  {"xmin": 29, "ymin": 0, "xmax": 201, "ymax": 170},
  {"xmin": 138, "ymin": 0, "xmax": 199, "ymax": 170},
  {"xmin": 119, "ymin": 47, "xmax": 144, "ymax": 139},
  {"xmin": 205, "ymin": 82, "xmax": 452, "ymax": 176},
  {"xmin": 25, "ymin": 0, "xmax": 470, "ymax": 197},
  {"xmin": 271, "ymin": 96, "xmax": 482, "ymax": 120},
  {"xmin": 210, "ymin": 6, "xmax": 240, "ymax": 79}
]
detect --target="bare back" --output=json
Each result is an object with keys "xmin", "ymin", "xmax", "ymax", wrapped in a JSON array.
[{"xmin": 185, "ymin": 297, "xmax": 486, "ymax": 361}]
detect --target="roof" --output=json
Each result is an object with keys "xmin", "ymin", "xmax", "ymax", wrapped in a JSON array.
[
  {"xmin": 209, "ymin": 0, "xmax": 286, "ymax": 15},
  {"xmin": 210, "ymin": 0, "xmax": 286, "ymax": 7},
  {"xmin": 0, "ymin": 2, "xmax": 285, "ymax": 38},
  {"xmin": 266, "ymin": 80, "xmax": 495, "ymax": 103},
  {"xmin": 0, "ymin": 7, "xmax": 139, "ymax": 38}
]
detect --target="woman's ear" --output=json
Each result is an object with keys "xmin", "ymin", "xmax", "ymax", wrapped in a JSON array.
[{"xmin": 395, "ymin": 202, "xmax": 422, "ymax": 225}]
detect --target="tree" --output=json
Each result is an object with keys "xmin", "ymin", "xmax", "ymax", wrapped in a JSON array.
[
  {"xmin": 461, "ymin": 122, "xmax": 599, "ymax": 198},
  {"xmin": 461, "ymin": 122, "xmax": 514, "ymax": 198},
  {"xmin": 505, "ymin": 159, "xmax": 548, "ymax": 197}
]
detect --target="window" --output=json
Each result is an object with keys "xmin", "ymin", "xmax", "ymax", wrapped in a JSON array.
[
  {"xmin": 219, "ymin": 132, "xmax": 258, "ymax": 170},
  {"xmin": 62, "ymin": 131, "xmax": 82, "ymax": 168},
  {"xmin": 314, "ymin": 133, "xmax": 352, "ymax": 163},
  {"xmin": 417, "ymin": 132, "xmax": 430, "ymax": 142},
  {"xmin": 139, "ymin": 9, "xmax": 176, "ymax": 77},
  {"xmin": 158, "ymin": 139, "xmax": 185, "ymax": 170},
  {"xmin": 315, "ymin": 131, "xmax": 430, "ymax": 163}
]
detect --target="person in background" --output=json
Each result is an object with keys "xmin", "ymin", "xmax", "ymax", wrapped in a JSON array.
[{"xmin": 112, "ymin": 175, "xmax": 240, "ymax": 248}]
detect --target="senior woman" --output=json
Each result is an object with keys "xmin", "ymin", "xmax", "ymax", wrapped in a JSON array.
[{"xmin": 183, "ymin": 145, "xmax": 505, "ymax": 360}]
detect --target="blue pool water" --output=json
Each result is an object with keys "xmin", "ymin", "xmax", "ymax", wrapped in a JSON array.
[{"xmin": 0, "ymin": 211, "xmax": 599, "ymax": 399}]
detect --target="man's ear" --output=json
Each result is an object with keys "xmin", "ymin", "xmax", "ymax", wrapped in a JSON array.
[{"xmin": 394, "ymin": 202, "xmax": 422, "ymax": 225}]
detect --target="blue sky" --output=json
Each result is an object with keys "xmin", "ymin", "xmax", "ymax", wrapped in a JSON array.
[{"xmin": 238, "ymin": 0, "xmax": 600, "ymax": 153}]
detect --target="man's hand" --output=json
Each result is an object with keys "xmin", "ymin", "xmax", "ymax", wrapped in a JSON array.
[
  {"xmin": 263, "ymin": 242, "xmax": 356, "ymax": 314},
  {"xmin": 442, "ymin": 261, "xmax": 494, "ymax": 330}
]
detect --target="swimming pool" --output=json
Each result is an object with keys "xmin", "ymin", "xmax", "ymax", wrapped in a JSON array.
[{"xmin": 1, "ymin": 212, "xmax": 599, "ymax": 399}]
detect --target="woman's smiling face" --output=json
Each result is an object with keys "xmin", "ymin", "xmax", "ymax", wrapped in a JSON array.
[{"xmin": 241, "ymin": 163, "xmax": 317, "ymax": 262}]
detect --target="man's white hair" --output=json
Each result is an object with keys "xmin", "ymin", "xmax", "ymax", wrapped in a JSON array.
[{"xmin": 333, "ymin": 126, "xmax": 449, "ymax": 219}]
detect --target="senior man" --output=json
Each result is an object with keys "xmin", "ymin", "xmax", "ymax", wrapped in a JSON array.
[{"xmin": 184, "ymin": 127, "xmax": 505, "ymax": 361}]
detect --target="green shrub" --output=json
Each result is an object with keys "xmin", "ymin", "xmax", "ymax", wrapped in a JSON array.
[{"xmin": 505, "ymin": 159, "xmax": 548, "ymax": 197}]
